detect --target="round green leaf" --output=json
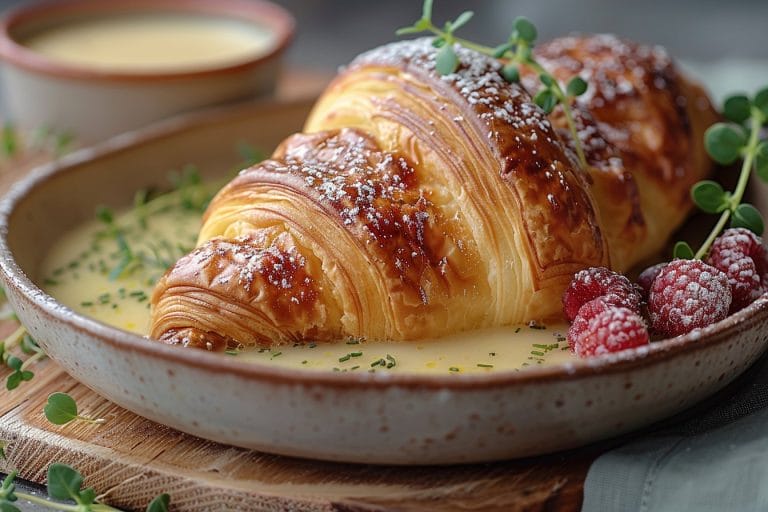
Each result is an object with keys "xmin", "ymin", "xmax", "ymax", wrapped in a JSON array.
[
  {"xmin": 434, "ymin": 44, "xmax": 459, "ymax": 75},
  {"xmin": 5, "ymin": 356, "xmax": 21, "ymax": 371},
  {"xmin": 501, "ymin": 63, "xmax": 519, "ymax": 83},
  {"xmin": 756, "ymin": 142, "xmax": 768, "ymax": 182},
  {"xmin": 691, "ymin": 180, "xmax": 728, "ymax": 213},
  {"xmin": 539, "ymin": 73, "xmax": 554, "ymax": 87},
  {"xmin": 754, "ymin": 87, "xmax": 768, "ymax": 118},
  {"xmin": 44, "ymin": 392, "xmax": 78, "ymax": 426},
  {"xmin": 704, "ymin": 123, "xmax": 746, "ymax": 165},
  {"xmin": 566, "ymin": 76, "xmax": 588, "ymax": 97},
  {"xmin": 20, "ymin": 370, "xmax": 33, "ymax": 382},
  {"xmin": 731, "ymin": 203, "xmax": 765, "ymax": 235},
  {"xmin": 47, "ymin": 463, "xmax": 83, "ymax": 502},
  {"xmin": 451, "ymin": 11, "xmax": 474, "ymax": 31},
  {"xmin": 513, "ymin": 16, "xmax": 537, "ymax": 43},
  {"xmin": 492, "ymin": 42, "xmax": 514, "ymax": 58},
  {"xmin": 722, "ymin": 95, "xmax": 751, "ymax": 124},
  {"xmin": 673, "ymin": 241, "xmax": 694, "ymax": 260},
  {"xmin": 5, "ymin": 373, "xmax": 21, "ymax": 391},
  {"xmin": 431, "ymin": 36, "xmax": 445, "ymax": 48},
  {"xmin": 0, "ymin": 502, "xmax": 21, "ymax": 512},
  {"xmin": 147, "ymin": 493, "xmax": 171, "ymax": 512},
  {"xmin": 533, "ymin": 89, "xmax": 557, "ymax": 114}
]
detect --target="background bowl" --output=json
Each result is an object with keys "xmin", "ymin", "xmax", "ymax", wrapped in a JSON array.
[
  {"xmin": 0, "ymin": 0, "xmax": 294, "ymax": 141},
  {"xmin": 0, "ymin": 99, "xmax": 767, "ymax": 465}
]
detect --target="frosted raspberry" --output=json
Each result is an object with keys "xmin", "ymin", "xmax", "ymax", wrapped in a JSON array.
[
  {"xmin": 568, "ymin": 301, "xmax": 649, "ymax": 356},
  {"xmin": 637, "ymin": 262, "xmax": 668, "ymax": 301},
  {"xmin": 648, "ymin": 259, "xmax": 732, "ymax": 337},
  {"xmin": 707, "ymin": 228, "xmax": 768, "ymax": 312},
  {"xmin": 562, "ymin": 267, "xmax": 642, "ymax": 321}
]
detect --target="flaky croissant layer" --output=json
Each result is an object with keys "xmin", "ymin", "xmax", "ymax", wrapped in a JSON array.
[{"xmin": 150, "ymin": 36, "xmax": 717, "ymax": 350}]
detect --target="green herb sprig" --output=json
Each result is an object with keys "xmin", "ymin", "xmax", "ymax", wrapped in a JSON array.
[
  {"xmin": 44, "ymin": 392, "xmax": 106, "ymax": 426},
  {"xmin": 397, "ymin": 0, "xmax": 589, "ymax": 168},
  {"xmin": 676, "ymin": 88, "xmax": 768, "ymax": 259},
  {"xmin": 1, "ymin": 326, "xmax": 36, "ymax": 391},
  {"xmin": 0, "ymin": 458, "xmax": 169, "ymax": 511}
]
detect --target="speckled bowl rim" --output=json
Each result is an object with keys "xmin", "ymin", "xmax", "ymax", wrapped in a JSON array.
[
  {"xmin": 0, "ymin": 98, "xmax": 766, "ymax": 391},
  {"xmin": 0, "ymin": 0, "xmax": 294, "ymax": 82}
]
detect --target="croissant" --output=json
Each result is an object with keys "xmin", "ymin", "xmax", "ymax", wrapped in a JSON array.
[{"xmin": 149, "ymin": 35, "xmax": 718, "ymax": 350}]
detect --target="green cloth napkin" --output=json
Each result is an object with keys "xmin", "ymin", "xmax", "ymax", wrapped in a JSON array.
[{"xmin": 582, "ymin": 349, "xmax": 768, "ymax": 512}]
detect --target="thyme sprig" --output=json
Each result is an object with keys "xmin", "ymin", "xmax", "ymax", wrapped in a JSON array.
[
  {"xmin": 397, "ymin": 0, "xmax": 589, "ymax": 168},
  {"xmin": 676, "ymin": 88, "xmax": 768, "ymax": 259},
  {"xmin": 0, "ymin": 458, "xmax": 169, "ymax": 511}
]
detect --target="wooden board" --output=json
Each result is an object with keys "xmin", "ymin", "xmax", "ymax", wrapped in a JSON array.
[{"xmin": 0, "ymin": 68, "xmax": 598, "ymax": 511}]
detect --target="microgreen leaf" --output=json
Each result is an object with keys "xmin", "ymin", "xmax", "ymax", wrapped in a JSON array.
[
  {"xmin": 5, "ymin": 373, "xmax": 21, "ymax": 391},
  {"xmin": 492, "ymin": 42, "xmax": 514, "ymax": 58},
  {"xmin": 0, "ymin": 503, "xmax": 20, "ymax": 512},
  {"xmin": 754, "ymin": 87, "xmax": 768, "ymax": 119},
  {"xmin": 46, "ymin": 463, "xmax": 84, "ymax": 502},
  {"xmin": 704, "ymin": 123, "xmax": 747, "ymax": 164},
  {"xmin": 435, "ymin": 43, "xmax": 459, "ymax": 75},
  {"xmin": 44, "ymin": 392, "xmax": 79, "ymax": 425},
  {"xmin": 723, "ymin": 95, "xmax": 751, "ymax": 124},
  {"xmin": 96, "ymin": 206, "xmax": 114, "ymax": 225},
  {"xmin": 431, "ymin": 36, "xmax": 446, "ymax": 48},
  {"xmin": 146, "ymin": 493, "xmax": 171, "ymax": 512},
  {"xmin": 501, "ymin": 63, "xmax": 519, "ymax": 83},
  {"xmin": 756, "ymin": 142, "xmax": 768, "ymax": 182},
  {"xmin": 731, "ymin": 203, "xmax": 765, "ymax": 235},
  {"xmin": 533, "ymin": 89, "xmax": 557, "ymax": 114},
  {"xmin": 539, "ymin": 73, "xmax": 554, "ymax": 87},
  {"xmin": 451, "ymin": 11, "xmax": 474, "ymax": 31},
  {"xmin": 691, "ymin": 180, "xmax": 729, "ymax": 213},
  {"xmin": 566, "ymin": 76, "xmax": 588, "ymax": 97},
  {"xmin": 673, "ymin": 241, "xmax": 695, "ymax": 260},
  {"xmin": 513, "ymin": 16, "xmax": 537, "ymax": 43},
  {"xmin": 6, "ymin": 356, "xmax": 21, "ymax": 371}
]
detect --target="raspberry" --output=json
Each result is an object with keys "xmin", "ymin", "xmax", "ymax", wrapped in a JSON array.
[
  {"xmin": 637, "ymin": 262, "xmax": 667, "ymax": 301},
  {"xmin": 562, "ymin": 266, "xmax": 642, "ymax": 321},
  {"xmin": 707, "ymin": 228, "xmax": 768, "ymax": 312},
  {"xmin": 648, "ymin": 259, "xmax": 732, "ymax": 337},
  {"xmin": 568, "ymin": 300, "xmax": 649, "ymax": 356}
]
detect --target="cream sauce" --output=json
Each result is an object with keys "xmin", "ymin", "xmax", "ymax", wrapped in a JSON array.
[
  {"xmin": 23, "ymin": 14, "xmax": 274, "ymax": 72},
  {"xmin": 41, "ymin": 187, "xmax": 575, "ymax": 374}
]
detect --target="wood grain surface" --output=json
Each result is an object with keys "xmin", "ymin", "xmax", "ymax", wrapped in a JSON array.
[{"xmin": 0, "ymin": 68, "xmax": 597, "ymax": 511}]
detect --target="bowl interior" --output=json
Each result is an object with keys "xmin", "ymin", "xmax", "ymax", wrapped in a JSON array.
[
  {"xmin": 5, "ymin": 99, "xmax": 312, "ymax": 285},
  {"xmin": 1, "ymin": 0, "xmax": 295, "ymax": 77}
]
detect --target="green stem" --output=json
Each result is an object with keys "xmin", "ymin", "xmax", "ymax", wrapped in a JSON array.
[
  {"xmin": 20, "ymin": 350, "xmax": 46, "ymax": 371},
  {"xmin": 1, "ymin": 326, "xmax": 27, "ymax": 360},
  {"xmin": 694, "ymin": 109, "xmax": 763, "ymax": 259},
  {"xmin": 14, "ymin": 491, "xmax": 81, "ymax": 511}
]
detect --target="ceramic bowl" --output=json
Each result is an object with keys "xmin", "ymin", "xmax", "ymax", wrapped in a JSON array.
[
  {"xmin": 1, "ymin": 99, "xmax": 767, "ymax": 465},
  {"xmin": 0, "ymin": 0, "xmax": 294, "ymax": 141}
]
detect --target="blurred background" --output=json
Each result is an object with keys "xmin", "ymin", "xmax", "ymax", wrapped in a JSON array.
[{"xmin": 1, "ymin": 0, "xmax": 767, "ymax": 99}]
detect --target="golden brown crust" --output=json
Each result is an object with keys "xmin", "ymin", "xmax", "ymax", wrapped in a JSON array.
[
  {"xmin": 150, "ymin": 36, "xmax": 716, "ymax": 349},
  {"xmin": 526, "ymin": 34, "xmax": 719, "ymax": 268}
]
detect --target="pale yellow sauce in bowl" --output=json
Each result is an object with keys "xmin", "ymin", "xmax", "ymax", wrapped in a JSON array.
[
  {"xmin": 40, "ymin": 180, "xmax": 574, "ymax": 375},
  {"xmin": 22, "ymin": 14, "xmax": 275, "ymax": 73}
]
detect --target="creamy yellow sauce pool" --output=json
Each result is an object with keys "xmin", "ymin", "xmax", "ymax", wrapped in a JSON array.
[
  {"xmin": 41, "ymin": 184, "xmax": 574, "ymax": 374},
  {"xmin": 23, "ymin": 14, "xmax": 274, "ymax": 72}
]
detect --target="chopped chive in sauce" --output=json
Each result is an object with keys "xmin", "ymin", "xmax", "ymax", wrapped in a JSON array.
[
  {"xmin": 449, "ymin": 367, "xmax": 460, "ymax": 372},
  {"xmin": 477, "ymin": 363, "xmax": 494, "ymax": 368}
]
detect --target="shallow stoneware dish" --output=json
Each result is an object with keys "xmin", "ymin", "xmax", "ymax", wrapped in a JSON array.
[
  {"xmin": 0, "ymin": 0, "xmax": 294, "ymax": 141},
  {"xmin": 1, "ymin": 99, "xmax": 767, "ymax": 465}
]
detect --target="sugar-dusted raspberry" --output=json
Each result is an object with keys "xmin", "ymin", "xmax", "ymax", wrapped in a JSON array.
[
  {"xmin": 707, "ymin": 228, "xmax": 768, "ymax": 312},
  {"xmin": 637, "ymin": 262, "xmax": 668, "ymax": 301},
  {"xmin": 562, "ymin": 267, "xmax": 642, "ymax": 322},
  {"xmin": 648, "ymin": 259, "xmax": 732, "ymax": 337},
  {"xmin": 568, "ymin": 301, "xmax": 649, "ymax": 357}
]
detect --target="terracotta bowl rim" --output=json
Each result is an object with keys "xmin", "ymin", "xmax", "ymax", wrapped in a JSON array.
[
  {"xmin": 0, "ymin": 0, "xmax": 295, "ymax": 82},
  {"xmin": 0, "ymin": 99, "xmax": 765, "ymax": 391}
]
